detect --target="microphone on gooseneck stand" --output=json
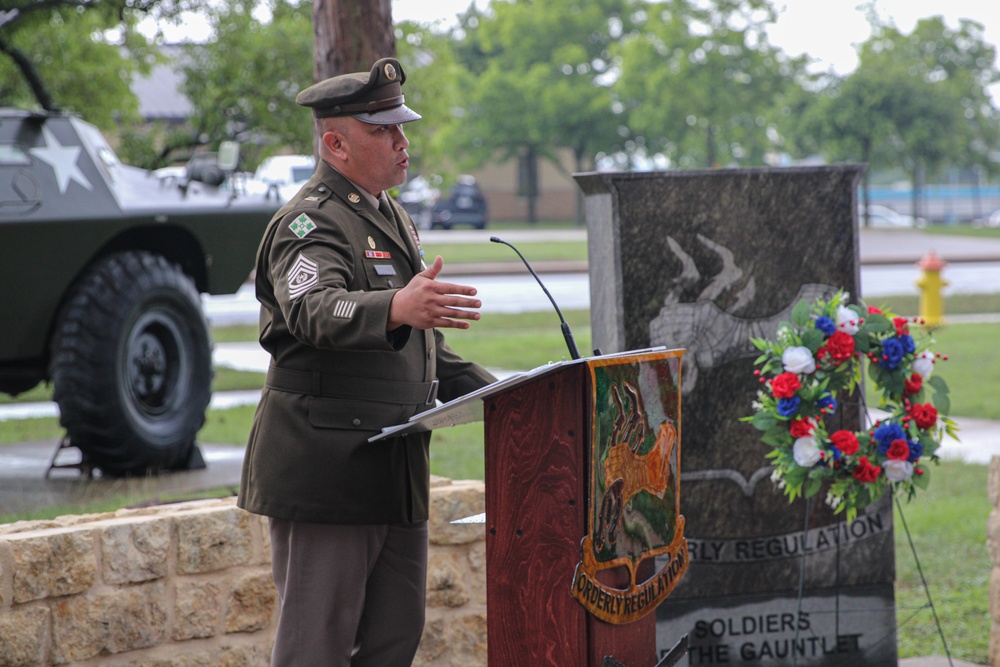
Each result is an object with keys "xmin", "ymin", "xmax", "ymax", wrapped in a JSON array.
[{"xmin": 490, "ymin": 236, "xmax": 581, "ymax": 360}]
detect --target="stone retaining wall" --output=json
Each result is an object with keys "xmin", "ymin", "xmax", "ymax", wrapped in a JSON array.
[
  {"xmin": 989, "ymin": 456, "xmax": 1000, "ymax": 667},
  {"xmin": 0, "ymin": 477, "xmax": 486, "ymax": 667}
]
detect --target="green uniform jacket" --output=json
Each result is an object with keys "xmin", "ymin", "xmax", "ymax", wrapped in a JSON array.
[{"xmin": 238, "ymin": 161, "xmax": 495, "ymax": 525}]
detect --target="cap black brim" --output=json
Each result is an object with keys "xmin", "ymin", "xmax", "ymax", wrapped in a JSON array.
[{"xmin": 353, "ymin": 104, "xmax": 422, "ymax": 125}]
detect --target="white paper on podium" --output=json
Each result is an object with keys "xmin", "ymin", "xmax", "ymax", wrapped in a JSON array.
[{"xmin": 367, "ymin": 359, "xmax": 578, "ymax": 443}]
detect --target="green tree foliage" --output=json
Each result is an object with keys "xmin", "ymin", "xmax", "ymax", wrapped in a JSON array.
[
  {"xmin": 0, "ymin": 0, "xmax": 164, "ymax": 129},
  {"xmin": 787, "ymin": 13, "xmax": 1000, "ymax": 222},
  {"xmin": 179, "ymin": 0, "xmax": 314, "ymax": 167},
  {"xmin": 613, "ymin": 0, "xmax": 807, "ymax": 168},
  {"xmin": 394, "ymin": 20, "xmax": 466, "ymax": 180},
  {"xmin": 443, "ymin": 0, "xmax": 632, "ymax": 221}
]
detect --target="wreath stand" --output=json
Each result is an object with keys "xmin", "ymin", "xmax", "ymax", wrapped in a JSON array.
[{"xmin": 789, "ymin": 493, "xmax": 954, "ymax": 667}]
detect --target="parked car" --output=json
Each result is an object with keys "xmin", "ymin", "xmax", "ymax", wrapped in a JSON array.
[
  {"xmin": 248, "ymin": 154, "xmax": 316, "ymax": 202},
  {"xmin": 397, "ymin": 175, "xmax": 439, "ymax": 229},
  {"xmin": 859, "ymin": 204, "xmax": 926, "ymax": 228},
  {"xmin": 430, "ymin": 176, "xmax": 488, "ymax": 230},
  {"xmin": 972, "ymin": 209, "xmax": 1000, "ymax": 228}
]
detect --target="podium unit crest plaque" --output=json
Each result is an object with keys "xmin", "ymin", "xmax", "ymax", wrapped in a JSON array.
[{"xmin": 572, "ymin": 349, "xmax": 689, "ymax": 624}]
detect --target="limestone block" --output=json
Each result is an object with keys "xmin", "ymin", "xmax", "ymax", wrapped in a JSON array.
[
  {"xmin": 442, "ymin": 611, "xmax": 488, "ymax": 667},
  {"xmin": 51, "ymin": 582, "xmax": 167, "ymax": 662},
  {"xmin": 8, "ymin": 529, "xmax": 95, "ymax": 603},
  {"xmin": 416, "ymin": 611, "xmax": 488, "ymax": 666},
  {"xmin": 429, "ymin": 480, "xmax": 485, "ymax": 546},
  {"xmin": 0, "ymin": 606, "xmax": 48, "ymax": 667},
  {"xmin": 414, "ymin": 617, "xmax": 448, "ymax": 665},
  {"xmin": 467, "ymin": 540, "xmax": 488, "ymax": 606},
  {"xmin": 992, "ymin": 568, "xmax": 1000, "ymax": 619},
  {"xmin": 992, "ymin": 619, "xmax": 1000, "ymax": 667},
  {"xmin": 173, "ymin": 580, "xmax": 222, "ymax": 641},
  {"xmin": 101, "ymin": 517, "xmax": 170, "ymax": 584},
  {"xmin": 176, "ymin": 507, "xmax": 252, "ymax": 574},
  {"xmin": 990, "ymin": 456, "xmax": 1000, "ymax": 509},
  {"xmin": 241, "ymin": 512, "xmax": 272, "ymax": 566},
  {"xmin": 218, "ymin": 643, "xmax": 273, "ymax": 667},
  {"xmin": 426, "ymin": 549, "xmax": 470, "ymax": 608},
  {"xmin": 225, "ymin": 571, "xmax": 277, "ymax": 634},
  {"xmin": 989, "ymin": 509, "xmax": 1000, "ymax": 567},
  {"xmin": 126, "ymin": 644, "xmax": 269, "ymax": 667}
]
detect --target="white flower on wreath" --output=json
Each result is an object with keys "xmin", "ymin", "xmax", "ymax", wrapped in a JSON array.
[
  {"xmin": 793, "ymin": 435, "xmax": 823, "ymax": 467},
  {"xmin": 782, "ymin": 346, "xmax": 816, "ymax": 374},
  {"xmin": 836, "ymin": 305, "xmax": 860, "ymax": 335},
  {"xmin": 912, "ymin": 351, "xmax": 935, "ymax": 379},
  {"xmin": 884, "ymin": 459, "xmax": 915, "ymax": 482}
]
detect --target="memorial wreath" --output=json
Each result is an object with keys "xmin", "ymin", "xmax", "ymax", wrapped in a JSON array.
[{"xmin": 744, "ymin": 291, "xmax": 958, "ymax": 523}]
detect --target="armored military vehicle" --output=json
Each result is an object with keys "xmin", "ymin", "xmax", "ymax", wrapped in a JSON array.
[{"xmin": 0, "ymin": 109, "xmax": 278, "ymax": 475}]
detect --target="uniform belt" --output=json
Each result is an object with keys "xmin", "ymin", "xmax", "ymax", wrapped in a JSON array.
[{"xmin": 265, "ymin": 366, "xmax": 439, "ymax": 405}]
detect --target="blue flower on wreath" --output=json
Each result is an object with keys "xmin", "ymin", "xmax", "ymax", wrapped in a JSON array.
[
  {"xmin": 908, "ymin": 440, "xmax": 923, "ymax": 462},
  {"xmin": 826, "ymin": 445, "xmax": 843, "ymax": 464},
  {"xmin": 900, "ymin": 334, "xmax": 916, "ymax": 355},
  {"xmin": 874, "ymin": 422, "xmax": 906, "ymax": 452},
  {"xmin": 776, "ymin": 396, "xmax": 801, "ymax": 418},
  {"xmin": 817, "ymin": 391, "xmax": 837, "ymax": 412},
  {"xmin": 815, "ymin": 316, "xmax": 836, "ymax": 336},
  {"xmin": 879, "ymin": 337, "xmax": 906, "ymax": 370}
]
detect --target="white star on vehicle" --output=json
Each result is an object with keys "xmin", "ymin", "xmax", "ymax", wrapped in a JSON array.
[{"xmin": 29, "ymin": 126, "xmax": 93, "ymax": 194}]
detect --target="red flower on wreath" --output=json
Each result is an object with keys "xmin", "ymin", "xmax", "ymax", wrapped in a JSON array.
[
  {"xmin": 790, "ymin": 418, "xmax": 815, "ymax": 438},
  {"xmin": 825, "ymin": 331, "xmax": 856, "ymax": 363},
  {"xmin": 868, "ymin": 306, "xmax": 883, "ymax": 315},
  {"xmin": 886, "ymin": 439, "xmax": 911, "ymax": 461},
  {"xmin": 893, "ymin": 316, "xmax": 910, "ymax": 336},
  {"xmin": 830, "ymin": 430, "xmax": 860, "ymax": 456},
  {"xmin": 771, "ymin": 372, "xmax": 801, "ymax": 399},
  {"xmin": 903, "ymin": 372, "xmax": 923, "ymax": 396},
  {"xmin": 853, "ymin": 456, "xmax": 882, "ymax": 483},
  {"xmin": 909, "ymin": 403, "xmax": 938, "ymax": 430}
]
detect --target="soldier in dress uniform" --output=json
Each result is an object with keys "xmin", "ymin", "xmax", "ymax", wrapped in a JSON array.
[{"xmin": 238, "ymin": 57, "xmax": 496, "ymax": 667}]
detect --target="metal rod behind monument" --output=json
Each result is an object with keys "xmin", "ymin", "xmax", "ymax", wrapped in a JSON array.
[{"xmin": 489, "ymin": 235, "xmax": 581, "ymax": 360}]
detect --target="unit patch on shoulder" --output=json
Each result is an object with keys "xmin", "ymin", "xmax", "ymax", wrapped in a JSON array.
[
  {"xmin": 289, "ymin": 213, "xmax": 317, "ymax": 239},
  {"xmin": 287, "ymin": 253, "xmax": 319, "ymax": 300}
]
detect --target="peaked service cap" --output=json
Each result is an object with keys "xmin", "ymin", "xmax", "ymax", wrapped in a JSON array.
[{"xmin": 296, "ymin": 57, "xmax": 421, "ymax": 124}]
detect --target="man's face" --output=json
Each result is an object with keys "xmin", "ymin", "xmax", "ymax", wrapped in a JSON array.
[{"xmin": 327, "ymin": 118, "xmax": 410, "ymax": 196}]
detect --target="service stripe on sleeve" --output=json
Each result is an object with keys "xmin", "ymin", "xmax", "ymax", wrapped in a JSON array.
[{"xmin": 333, "ymin": 299, "xmax": 356, "ymax": 319}]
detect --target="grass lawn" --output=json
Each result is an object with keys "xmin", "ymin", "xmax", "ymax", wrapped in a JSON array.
[{"xmin": 893, "ymin": 460, "xmax": 991, "ymax": 664}]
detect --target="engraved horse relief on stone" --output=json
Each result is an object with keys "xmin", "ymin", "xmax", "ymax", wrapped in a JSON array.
[{"xmin": 648, "ymin": 233, "xmax": 834, "ymax": 396}]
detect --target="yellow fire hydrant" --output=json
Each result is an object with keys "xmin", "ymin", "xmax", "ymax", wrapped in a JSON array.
[{"xmin": 916, "ymin": 250, "xmax": 948, "ymax": 328}]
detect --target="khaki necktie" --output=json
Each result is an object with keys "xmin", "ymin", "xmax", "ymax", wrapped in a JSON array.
[{"xmin": 378, "ymin": 198, "xmax": 394, "ymax": 224}]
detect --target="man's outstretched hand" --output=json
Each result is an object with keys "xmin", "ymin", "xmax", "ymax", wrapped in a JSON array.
[{"xmin": 388, "ymin": 256, "xmax": 483, "ymax": 330}]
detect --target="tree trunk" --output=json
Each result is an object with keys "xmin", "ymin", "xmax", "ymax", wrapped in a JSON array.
[
  {"xmin": 313, "ymin": 0, "xmax": 395, "ymax": 81},
  {"xmin": 860, "ymin": 138, "xmax": 872, "ymax": 228},
  {"xmin": 310, "ymin": 0, "xmax": 395, "ymax": 155}
]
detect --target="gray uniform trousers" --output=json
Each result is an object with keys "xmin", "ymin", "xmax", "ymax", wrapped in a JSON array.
[{"xmin": 269, "ymin": 517, "xmax": 428, "ymax": 667}]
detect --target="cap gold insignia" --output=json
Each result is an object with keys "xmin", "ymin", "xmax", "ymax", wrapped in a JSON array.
[
  {"xmin": 368, "ymin": 236, "xmax": 376, "ymax": 249},
  {"xmin": 348, "ymin": 192, "xmax": 361, "ymax": 204},
  {"xmin": 384, "ymin": 63, "xmax": 397, "ymax": 81}
]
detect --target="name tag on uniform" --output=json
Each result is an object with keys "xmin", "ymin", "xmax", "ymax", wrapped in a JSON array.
[{"xmin": 374, "ymin": 264, "xmax": 396, "ymax": 276}]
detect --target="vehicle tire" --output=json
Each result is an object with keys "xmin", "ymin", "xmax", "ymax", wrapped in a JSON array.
[{"xmin": 50, "ymin": 251, "xmax": 213, "ymax": 476}]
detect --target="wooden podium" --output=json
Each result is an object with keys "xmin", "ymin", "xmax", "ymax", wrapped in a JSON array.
[{"xmin": 372, "ymin": 348, "xmax": 688, "ymax": 667}]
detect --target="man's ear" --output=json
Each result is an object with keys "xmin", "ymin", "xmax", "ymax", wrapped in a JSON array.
[{"xmin": 322, "ymin": 129, "xmax": 349, "ymax": 161}]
